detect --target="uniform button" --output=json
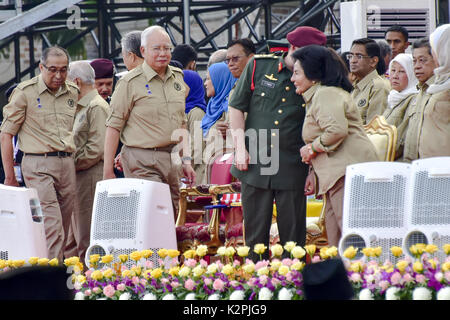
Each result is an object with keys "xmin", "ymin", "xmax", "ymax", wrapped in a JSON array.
[
  {"xmin": 285, "ymin": 86, "xmax": 290, "ymax": 91},
  {"xmin": 271, "ymin": 144, "xmax": 274, "ymax": 148},
  {"xmin": 302, "ymin": 103, "xmax": 306, "ymax": 107},
  {"xmin": 261, "ymin": 92, "xmax": 265, "ymax": 97},
  {"xmin": 278, "ymin": 109, "xmax": 283, "ymax": 114},
  {"xmin": 274, "ymin": 120, "xmax": 279, "ymax": 125},
  {"xmin": 272, "ymin": 132, "xmax": 276, "ymax": 137},
  {"xmin": 282, "ymin": 98, "xmax": 286, "ymax": 102}
]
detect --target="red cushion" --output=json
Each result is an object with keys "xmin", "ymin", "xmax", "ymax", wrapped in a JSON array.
[
  {"xmin": 226, "ymin": 222, "xmax": 243, "ymax": 238},
  {"xmin": 176, "ymin": 223, "xmax": 227, "ymax": 243},
  {"xmin": 210, "ymin": 153, "xmax": 234, "ymax": 184}
]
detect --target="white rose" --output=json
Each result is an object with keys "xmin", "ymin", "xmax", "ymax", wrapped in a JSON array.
[
  {"xmin": 229, "ymin": 290, "xmax": 245, "ymax": 300},
  {"xmin": 162, "ymin": 293, "xmax": 176, "ymax": 300},
  {"xmin": 74, "ymin": 292, "xmax": 85, "ymax": 300},
  {"xmin": 385, "ymin": 287, "xmax": 400, "ymax": 300},
  {"xmin": 358, "ymin": 288, "xmax": 374, "ymax": 300},
  {"xmin": 258, "ymin": 287, "xmax": 273, "ymax": 300},
  {"xmin": 208, "ymin": 293, "xmax": 220, "ymax": 300},
  {"xmin": 217, "ymin": 246, "xmax": 227, "ymax": 256},
  {"xmin": 278, "ymin": 288, "xmax": 293, "ymax": 300},
  {"xmin": 119, "ymin": 292, "xmax": 131, "ymax": 300},
  {"xmin": 412, "ymin": 287, "xmax": 432, "ymax": 300},
  {"xmin": 142, "ymin": 292, "xmax": 157, "ymax": 300},
  {"xmin": 437, "ymin": 287, "xmax": 450, "ymax": 300},
  {"xmin": 185, "ymin": 293, "xmax": 197, "ymax": 300}
]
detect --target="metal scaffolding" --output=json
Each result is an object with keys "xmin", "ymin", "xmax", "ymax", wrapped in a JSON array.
[{"xmin": 0, "ymin": 0, "xmax": 341, "ymax": 92}]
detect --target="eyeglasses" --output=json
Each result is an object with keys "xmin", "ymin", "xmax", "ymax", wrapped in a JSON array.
[
  {"xmin": 225, "ymin": 55, "xmax": 245, "ymax": 65},
  {"xmin": 150, "ymin": 46, "xmax": 173, "ymax": 54},
  {"xmin": 43, "ymin": 64, "xmax": 68, "ymax": 75},
  {"xmin": 346, "ymin": 53, "xmax": 372, "ymax": 61},
  {"xmin": 413, "ymin": 57, "xmax": 431, "ymax": 65}
]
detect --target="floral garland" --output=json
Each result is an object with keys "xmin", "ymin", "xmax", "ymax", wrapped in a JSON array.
[{"xmin": 1, "ymin": 243, "xmax": 449, "ymax": 300}]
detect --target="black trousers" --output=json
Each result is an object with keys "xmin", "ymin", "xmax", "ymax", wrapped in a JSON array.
[{"xmin": 241, "ymin": 182, "xmax": 307, "ymax": 261}]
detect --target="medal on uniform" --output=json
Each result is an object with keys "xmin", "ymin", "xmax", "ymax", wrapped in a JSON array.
[
  {"xmin": 68, "ymin": 99, "xmax": 74, "ymax": 108},
  {"xmin": 264, "ymin": 74, "xmax": 278, "ymax": 81},
  {"xmin": 145, "ymin": 84, "xmax": 152, "ymax": 94},
  {"xmin": 37, "ymin": 98, "xmax": 42, "ymax": 108},
  {"xmin": 174, "ymin": 82, "xmax": 182, "ymax": 91}
]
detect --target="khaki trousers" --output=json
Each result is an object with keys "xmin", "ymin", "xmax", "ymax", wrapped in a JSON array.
[
  {"xmin": 323, "ymin": 176, "xmax": 345, "ymax": 247},
  {"xmin": 121, "ymin": 146, "xmax": 180, "ymax": 216},
  {"xmin": 22, "ymin": 155, "xmax": 76, "ymax": 262}
]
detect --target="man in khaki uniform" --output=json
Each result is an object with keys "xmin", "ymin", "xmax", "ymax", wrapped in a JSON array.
[
  {"xmin": 403, "ymin": 39, "xmax": 437, "ymax": 162},
  {"xmin": 64, "ymin": 61, "xmax": 109, "ymax": 262},
  {"xmin": 0, "ymin": 46, "xmax": 78, "ymax": 262},
  {"xmin": 349, "ymin": 38, "xmax": 390, "ymax": 124},
  {"xmin": 103, "ymin": 26, "xmax": 195, "ymax": 215}
]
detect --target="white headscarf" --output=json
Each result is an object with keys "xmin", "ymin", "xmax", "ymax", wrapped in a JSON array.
[
  {"xmin": 427, "ymin": 24, "xmax": 450, "ymax": 94},
  {"xmin": 387, "ymin": 53, "xmax": 418, "ymax": 108}
]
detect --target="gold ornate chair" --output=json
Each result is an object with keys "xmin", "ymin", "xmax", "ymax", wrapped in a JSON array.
[{"xmin": 364, "ymin": 115, "xmax": 397, "ymax": 162}]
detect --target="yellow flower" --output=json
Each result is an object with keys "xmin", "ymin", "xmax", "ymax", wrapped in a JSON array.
[
  {"xmin": 343, "ymin": 246, "xmax": 358, "ymax": 260},
  {"xmin": 270, "ymin": 260, "xmax": 282, "ymax": 271},
  {"xmin": 121, "ymin": 269, "xmax": 134, "ymax": 278},
  {"xmin": 141, "ymin": 250, "xmax": 153, "ymax": 259},
  {"xmin": 396, "ymin": 260, "xmax": 409, "ymax": 273},
  {"xmin": 271, "ymin": 244, "xmax": 284, "ymax": 257},
  {"xmin": 150, "ymin": 268, "xmax": 163, "ymax": 279},
  {"xmin": 143, "ymin": 269, "xmax": 152, "ymax": 279},
  {"xmin": 413, "ymin": 261, "xmax": 423, "ymax": 273},
  {"xmin": 225, "ymin": 246, "xmax": 236, "ymax": 257},
  {"xmin": 167, "ymin": 249, "xmax": 180, "ymax": 259},
  {"xmin": 362, "ymin": 248, "xmax": 374, "ymax": 258},
  {"xmin": 207, "ymin": 263, "xmax": 218, "ymax": 274},
  {"xmin": 254, "ymin": 243, "xmax": 267, "ymax": 255},
  {"xmin": 236, "ymin": 246, "xmax": 250, "ymax": 257},
  {"xmin": 278, "ymin": 265, "xmax": 290, "ymax": 276},
  {"xmin": 169, "ymin": 266, "xmax": 180, "ymax": 277},
  {"xmin": 217, "ymin": 246, "xmax": 227, "ymax": 256},
  {"xmin": 195, "ymin": 245, "xmax": 208, "ymax": 257},
  {"xmin": 132, "ymin": 266, "xmax": 142, "ymax": 276},
  {"xmin": 326, "ymin": 246, "xmax": 338, "ymax": 258},
  {"xmin": 49, "ymin": 258, "xmax": 59, "ymax": 267},
  {"xmin": 428, "ymin": 258, "xmax": 437, "ymax": 270},
  {"xmin": 12, "ymin": 260, "xmax": 26, "ymax": 268},
  {"xmin": 74, "ymin": 262, "xmax": 84, "ymax": 274},
  {"xmin": 442, "ymin": 261, "xmax": 450, "ymax": 272},
  {"xmin": 444, "ymin": 244, "xmax": 450, "ymax": 255},
  {"xmin": 76, "ymin": 275, "xmax": 86, "ymax": 284},
  {"xmin": 425, "ymin": 244, "xmax": 438, "ymax": 254},
  {"xmin": 64, "ymin": 257, "xmax": 80, "ymax": 267},
  {"xmin": 119, "ymin": 254, "xmax": 129, "ymax": 263},
  {"xmin": 222, "ymin": 264, "xmax": 235, "ymax": 276},
  {"xmin": 130, "ymin": 251, "xmax": 143, "ymax": 262},
  {"xmin": 410, "ymin": 244, "xmax": 426, "ymax": 257},
  {"xmin": 179, "ymin": 266, "xmax": 191, "ymax": 277},
  {"xmin": 101, "ymin": 255, "xmax": 114, "ymax": 264},
  {"xmin": 292, "ymin": 246, "xmax": 306, "ymax": 259},
  {"xmin": 29, "ymin": 257, "xmax": 39, "ymax": 265},
  {"xmin": 390, "ymin": 246, "xmax": 403, "ymax": 258},
  {"xmin": 349, "ymin": 261, "xmax": 364, "ymax": 273},
  {"xmin": 373, "ymin": 247, "xmax": 382, "ymax": 257},
  {"xmin": 290, "ymin": 261, "xmax": 305, "ymax": 271},
  {"xmin": 103, "ymin": 268, "xmax": 114, "ymax": 279},
  {"xmin": 91, "ymin": 270, "xmax": 103, "ymax": 281},
  {"xmin": 183, "ymin": 249, "xmax": 196, "ymax": 259},
  {"xmin": 89, "ymin": 254, "xmax": 100, "ymax": 264},
  {"xmin": 192, "ymin": 265, "xmax": 205, "ymax": 277},
  {"xmin": 38, "ymin": 258, "xmax": 49, "ymax": 266},
  {"xmin": 257, "ymin": 266, "xmax": 270, "ymax": 276},
  {"xmin": 304, "ymin": 244, "xmax": 316, "ymax": 257},
  {"xmin": 284, "ymin": 241, "xmax": 297, "ymax": 252},
  {"xmin": 319, "ymin": 247, "xmax": 330, "ymax": 260},
  {"xmin": 242, "ymin": 263, "xmax": 255, "ymax": 274},
  {"xmin": 0, "ymin": 260, "xmax": 6, "ymax": 269}
]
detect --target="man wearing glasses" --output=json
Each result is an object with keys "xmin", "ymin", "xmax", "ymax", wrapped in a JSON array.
[
  {"xmin": 103, "ymin": 25, "xmax": 195, "ymax": 216},
  {"xmin": 349, "ymin": 38, "xmax": 390, "ymax": 124},
  {"xmin": 0, "ymin": 46, "xmax": 79, "ymax": 262}
]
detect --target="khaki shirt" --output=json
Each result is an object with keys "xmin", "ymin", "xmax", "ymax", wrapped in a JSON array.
[
  {"xmin": 106, "ymin": 61, "xmax": 187, "ymax": 148},
  {"xmin": 73, "ymin": 89, "xmax": 109, "ymax": 171},
  {"xmin": 418, "ymin": 88, "xmax": 450, "ymax": 158},
  {"xmin": 351, "ymin": 69, "xmax": 390, "ymax": 124},
  {"xmin": 303, "ymin": 84, "xmax": 379, "ymax": 195},
  {"xmin": 0, "ymin": 75, "xmax": 78, "ymax": 153},
  {"xmin": 403, "ymin": 76, "xmax": 435, "ymax": 162},
  {"xmin": 382, "ymin": 93, "xmax": 417, "ymax": 160}
]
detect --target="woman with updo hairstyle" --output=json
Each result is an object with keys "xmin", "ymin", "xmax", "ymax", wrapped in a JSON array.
[{"xmin": 290, "ymin": 45, "xmax": 378, "ymax": 247}]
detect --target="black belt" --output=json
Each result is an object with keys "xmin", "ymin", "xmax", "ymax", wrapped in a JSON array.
[
  {"xmin": 25, "ymin": 151, "xmax": 72, "ymax": 158},
  {"xmin": 147, "ymin": 144, "xmax": 176, "ymax": 152}
]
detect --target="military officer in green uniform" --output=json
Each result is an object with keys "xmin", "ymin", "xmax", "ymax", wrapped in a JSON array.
[{"xmin": 229, "ymin": 26, "xmax": 327, "ymax": 261}]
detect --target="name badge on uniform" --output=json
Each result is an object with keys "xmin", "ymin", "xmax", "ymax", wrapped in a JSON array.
[
  {"xmin": 68, "ymin": 99, "xmax": 75, "ymax": 108},
  {"xmin": 358, "ymin": 99, "xmax": 367, "ymax": 107},
  {"xmin": 174, "ymin": 82, "xmax": 182, "ymax": 91},
  {"xmin": 261, "ymin": 80, "xmax": 275, "ymax": 89}
]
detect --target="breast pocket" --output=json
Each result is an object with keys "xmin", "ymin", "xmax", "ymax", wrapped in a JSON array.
[
  {"xmin": 251, "ymin": 87, "xmax": 275, "ymax": 112},
  {"xmin": 132, "ymin": 95, "xmax": 161, "ymax": 124}
]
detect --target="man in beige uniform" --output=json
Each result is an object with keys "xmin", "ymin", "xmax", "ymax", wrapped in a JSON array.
[
  {"xmin": 64, "ymin": 61, "xmax": 109, "ymax": 262},
  {"xmin": 403, "ymin": 39, "xmax": 437, "ymax": 162},
  {"xmin": 349, "ymin": 38, "xmax": 390, "ymax": 124},
  {"xmin": 0, "ymin": 46, "xmax": 78, "ymax": 262},
  {"xmin": 103, "ymin": 25, "xmax": 195, "ymax": 215}
]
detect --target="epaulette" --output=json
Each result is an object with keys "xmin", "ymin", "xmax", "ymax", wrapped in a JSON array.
[
  {"xmin": 16, "ymin": 77, "xmax": 38, "ymax": 90},
  {"xmin": 121, "ymin": 65, "xmax": 143, "ymax": 82},
  {"xmin": 66, "ymin": 80, "xmax": 80, "ymax": 92},
  {"xmin": 254, "ymin": 54, "xmax": 278, "ymax": 59},
  {"xmin": 169, "ymin": 65, "xmax": 184, "ymax": 75}
]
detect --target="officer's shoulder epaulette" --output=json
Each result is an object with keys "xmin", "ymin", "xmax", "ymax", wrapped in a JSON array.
[
  {"xmin": 169, "ymin": 65, "xmax": 184, "ymax": 75},
  {"xmin": 66, "ymin": 80, "xmax": 80, "ymax": 92},
  {"xmin": 16, "ymin": 77, "xmax": 38, "ymax": 90},
  {"xmin": 254, "ymin": 54, "xmax": 278, "ymax": 59},
  {"xmin": 121, "ymin": 65, "xmax": 144, "ymax": 82}
]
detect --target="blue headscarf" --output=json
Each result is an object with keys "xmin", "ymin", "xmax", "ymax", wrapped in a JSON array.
[
  {"xmin": 183, "ymin": 70, "xmax": 207, "ymax": 114},
  {"xmin": 201, "ymin": 62, "xmax": 237, "ymax": 136}
]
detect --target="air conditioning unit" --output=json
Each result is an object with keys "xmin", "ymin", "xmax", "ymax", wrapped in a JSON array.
[
  {"xmin": 340, "ymin": 0, "xmax": 436, "ymax": 51},
  {"xmin": 0, "ymin": 184, "xmax": 48, "ymax": 260},
  {"xmin": 339, "ymin": 162, "xmax": 411, "ymax": 262},
  {"xmin": 86, "ymin": 178, "xmax": 177, "ymax": 268},
  {"xmin": 404, "ymin": 157, "xmax": 450, "ymax": 262}
]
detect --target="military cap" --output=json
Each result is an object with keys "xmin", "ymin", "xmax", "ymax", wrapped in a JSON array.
[
  {"xmin": 287, "ymin": 26, "xmax": 327, "ymax": 48},
  {"xmin": 90, "ymin": 58, "xmax": 114, "ymax": 79}
]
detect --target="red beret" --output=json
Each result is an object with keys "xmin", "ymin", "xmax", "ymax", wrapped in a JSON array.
[
  {"xmin": 287, "ymin": 26, "xmax": 327, "ymax": 48},
  {"xmin": 90, "ymin": 58, "xmax": 114, "ymax": 79}
]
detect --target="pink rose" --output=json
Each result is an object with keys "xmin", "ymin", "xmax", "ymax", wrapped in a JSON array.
[
  {"xmin": 247, "ymin": 277, "xmax": 257, "ymax": 287},
  {"xmin": 230, "ymin": 280, "xmax": 239, "ymax": 287},
  {"xmin": 281, "ymin": 258, "xmax": 293, "ymax": 266},
  {"xmin": 140, "ymin": 278, "xmax": 147, "ymax": 286},
  {"xmin": 255, "ymin": 261, "xmax": 269, "ymax": 271},
  {"xmin": 132, "ymin": 276, "xmax": 140, "ymax": 285},
  {"xmin": 161, "ymin": 278, "xmax": 169, "ymax": 285},
  {"xmin": 435, "ymin": 272, "xmax": 444, "ymax": 282},
  {"xmin": 204, "ymin": 278, "xmax": 212, "ymax": 286},
  {"xmin": 103, "ymin": 284, "xmax": 116, "ymax": 298},
  {"xmin": 117, "ymin": 283, "xmax": 126, "ymax": 291},
  {"xmin": 445, "ymin": 271, "xmax": 450, "ymax": 282},
  {"xmin": 271, "ymin": 278, "xmax": 281, "ymax": 286},
  {"xmin": 93, "ymin": 287, "xmax": 101, "ymax": 294},
  {"xmin": 185, "ymin": 259, "xmax": 197, "ymax": 268},
  {"xmin": 84, "ymin": 289, "xmax": 92, "ymax": 296},
  {"xmin": 415, "ymin": 274, "xmax": 427, "ymax": 284},
  {"xmin": 233, "ymin": 260, "xmax": 241, "ymax": 267},
  {"xmin": 144, "ymin": 260, "xmax": 154, "ymax": 269},
  {"xmin": 286, "ymin": 272, "xmax": 293, "ymax": 282},
  {"xmin": 171, "ymin": 281, "xmax": 181, "ymax": 289},
  {"xmin": 259, "ymin": 275, "xmax": 268, "ymax": 285},
  {"xmin": 311, "ymin": 256, "xmax": 321, "ymax": 263},
  {"xmin": 200, "ymin": 259, "xmax": 208, "ymax": 268},
  {"xmin": 85, "ymin": 270, "xmax": 93, "ymax": 278},
  {"xmin": 403, "ymin": 273, "xmax": 414, "ymax": 283},
  {"xmin": 390, "ymin": 272, "xmax": 403, "ymax": 286},
  {"xmin": 213, "ymin": 279, "xmax": 225, "ymax": 291},
  {"xmin": 379, "ymin": 280, "xmax": 389, "ymax": 291},
  {"xmin": 350, "ymin": 273, "xmax": 362, "ymax": 283},
  {"xmin": 184, "ymin": 279, "xmax": 195, "ymax": 291}
]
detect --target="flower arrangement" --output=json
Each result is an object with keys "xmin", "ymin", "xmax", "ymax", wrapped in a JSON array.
[{"xmin": 1, "ymin": 243, "xmax": 449, "ymax": 300}]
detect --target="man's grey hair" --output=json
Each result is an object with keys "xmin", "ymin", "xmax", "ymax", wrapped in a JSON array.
[
  {"xmin": 40, "ymin": 46, "xmax": 70, "ymax": 65},
  {"xmin": 377, "ymin": 39, "xmax": 392, "ymax": 58},
  {"xmin": 207, "ymin": 49, "xmax": 227, "ymax": 68},
  {"xmin": 141, "ymin": 25, "xmax": 169, "ymax": 48},
  {"xmin": 121, "ymin": 30, "xmax": 143, "ymax": 58},
  {"xmin": 67, "ymin": 61, "xmax": 95, "ymax": 85}
]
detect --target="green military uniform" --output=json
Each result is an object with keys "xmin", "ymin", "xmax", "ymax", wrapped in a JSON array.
[{"xmin": 229, "ymin": 54, "xmax": 308, "ymax": 260}]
